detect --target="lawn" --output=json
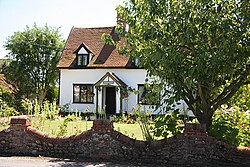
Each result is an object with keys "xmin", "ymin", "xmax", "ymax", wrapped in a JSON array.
[
  {"xmin": 114, "ymin": 123, "xmax": 144, "ymax": 140},
  {"xmin": 0, "ymin": 118, "xmax": 146, "ymax": 140},
  {"xmin": 0, "ymin": 117, "xmax": 10, "ymax": 131},
  {"xmin": 31, "ymin": 119, "xmax": 94, "ymax": 136}
]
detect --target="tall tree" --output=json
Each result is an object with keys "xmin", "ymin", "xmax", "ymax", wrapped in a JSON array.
[
  {"xmin": 4, "ymin": 24, "xmax": 64, "ymax": 103},
  {"xmin": 116, "ymin": 0, "xmax": 250, "ymax": 129}
]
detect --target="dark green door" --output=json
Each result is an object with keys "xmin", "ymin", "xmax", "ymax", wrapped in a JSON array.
[{"xmin": 105, "ymin": 87, "xmax": 116, "ymax": 115}]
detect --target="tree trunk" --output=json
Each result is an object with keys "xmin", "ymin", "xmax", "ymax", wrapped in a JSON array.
[
  {"xmin": 195, "ymin": 108, "xmax": 214, "ymax": 131},
  {"xmin": 37, "ymin": 89, "xmax": 47, "ymax": 104}
]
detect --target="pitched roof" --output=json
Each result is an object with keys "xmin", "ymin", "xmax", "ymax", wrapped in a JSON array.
[
  {"xmin": 57, "ymin": 26, "xmax": 133, "ymax": 68},
  {"xmin": 0, "ymin": 74, "xmax": 15, "ymax": 93}
]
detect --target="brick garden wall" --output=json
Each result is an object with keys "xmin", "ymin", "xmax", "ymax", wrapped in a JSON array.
[{"xmin": 0, "ymin": 116, "xmax": 249, "ymax": 166}]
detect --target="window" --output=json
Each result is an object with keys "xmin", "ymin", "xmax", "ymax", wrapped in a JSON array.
[
  {"xmin": 138, "ymin": 84, "xmax": 159, "ymax": 105},
  {"xmin": 73, "ymin": 84, "xmax": 94, "ymax": 103},
  {"xmin": 75, "ymin": 43, "xmax": 92, "ymax": 67},
  {"xmin": 77, "ymin": 54, "xmax": 89, "ymax": 66}
]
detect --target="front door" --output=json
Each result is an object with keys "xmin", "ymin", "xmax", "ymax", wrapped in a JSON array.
[{"xmin": 105, "ymin": 87, "xmax": 116, "ymax": 115}]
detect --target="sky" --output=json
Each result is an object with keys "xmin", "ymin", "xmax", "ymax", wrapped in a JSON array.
[{"xmin": 0, "ymin": 0, "xmax": 124, "ymax": 58}]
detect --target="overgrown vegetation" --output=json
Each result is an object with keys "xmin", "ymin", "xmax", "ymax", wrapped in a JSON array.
[
  {"xmin": 208, "ymin": 84, "xmax": 250, "ymax": 147},
  {"xmin": 209, "ymin": 106, "xmax": 250, "ymax": 147}
]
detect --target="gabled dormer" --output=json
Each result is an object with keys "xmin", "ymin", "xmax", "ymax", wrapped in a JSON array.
[{"xmin": 74, "ymin": 43, "xmax": 93, "ymax": 67}]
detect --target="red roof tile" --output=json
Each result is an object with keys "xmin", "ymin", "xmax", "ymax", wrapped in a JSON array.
[{"xmin": 57, "ymin": 27, "xmax": 133, "ymax": 68}]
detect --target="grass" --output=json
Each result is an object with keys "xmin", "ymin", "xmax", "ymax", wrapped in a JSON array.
[
  {"xmin": 0, "ymin": 117, "xmax": 147, "ymax": 140},
  {"xmin": 31, "ymin": 118, "xmax": 93, "ymax": 136},
  {"xmin": 0, "ymin": 117, "xmax": 11, "ymax": 131},
  {"xmin": 0, "ymin": 124, "xmax": 9, "ymax": 132},
  {"xmin": 114, "ymin": 123, "xmax": 144, "ymax": 140}
]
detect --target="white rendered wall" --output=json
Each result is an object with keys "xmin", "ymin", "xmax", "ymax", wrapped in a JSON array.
[
  {"xmin": 59, "ymin": 68, "xmax": 152, "ymax": 113},
  {"xmin": 59, "ymin": 68, "xmax": 193, "ymax": 116}
]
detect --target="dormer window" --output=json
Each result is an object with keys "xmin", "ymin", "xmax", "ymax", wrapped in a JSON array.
[
  {"xmin": 77, "ymin": 54, "xmax": 88, "ymax": 66},
  {"xmin": 74, "ymin": 43, "xmax": 93, "ymax": 67}
]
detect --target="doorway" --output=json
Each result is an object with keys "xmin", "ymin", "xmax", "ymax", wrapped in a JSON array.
[{"xmin": 105, "ymin": 87, "xmax": 116, "ymax": 115}]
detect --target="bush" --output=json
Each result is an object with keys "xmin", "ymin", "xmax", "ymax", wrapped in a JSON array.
[
  {"xmin": 0, "ymin": 98, "xmax": 18, "ymax": 117},
  {"xmin": 209, "ymin": 106, "xmax": 250, "ymax": 147},
  {"xmin": 152, "ymin": 111, "xmax": 184, "ymax": 138},
  {"xmin": 0, "ymin": 89, "xmax": 18, "ymax": 117},
  {"xmin": 228, "ymin": 84, "xmax": 250, "ymax": 112}
]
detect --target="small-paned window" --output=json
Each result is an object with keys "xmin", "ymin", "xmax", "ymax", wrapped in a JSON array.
[
  {"xmin": 77, "ymin": 54, "xmax": 89, "ymax": 66},
  {"xmin": 73, "ymin": 84, "xmax": 94, "ymax": 103},
  {"xmin": 138, "ymin": 84, "xmax": 159, "ymax": 105}
]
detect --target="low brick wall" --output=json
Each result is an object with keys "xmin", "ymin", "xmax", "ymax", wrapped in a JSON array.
[{"xmin": 0, "ymin": 116, "xmax": 249, "ymax": 166}]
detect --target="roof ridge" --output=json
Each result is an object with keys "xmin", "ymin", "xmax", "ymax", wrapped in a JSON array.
[{"xmin": 73, "ymin": 26, "xmax": 115, "ymax": 30}]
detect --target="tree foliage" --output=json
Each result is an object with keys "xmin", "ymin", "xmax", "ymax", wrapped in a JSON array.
[
  {"xmin": 116, "ymin": 0, "xmax": 250, "ymax": 128},
  {"xmin": 3, "ymin": 24, "xmax": 64, "ymax": 103}
]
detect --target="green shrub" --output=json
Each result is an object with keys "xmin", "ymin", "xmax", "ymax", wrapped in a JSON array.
[
  {"xmin": 209, "ymin": 106, "xmax": 250, "ymax": 147},
  {"xmin": 152, "ymin": 110, "xmax": 184, "ymax": 138},
  {"xmin": 228, "ymin": 84, "xmax": 250, "ymax": 112},
  {"xmin": 0, "ymin": 98, "xmax": 18, "ymax": 117}
]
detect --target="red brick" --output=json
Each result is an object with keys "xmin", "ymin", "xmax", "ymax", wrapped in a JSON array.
[
  {"xmin": 10, "ymin": 116, "xmax": 31, "ymax": 127},
  {"xmin": 118, "ymin": 134, "xmax": 131, "ymax": 144}
]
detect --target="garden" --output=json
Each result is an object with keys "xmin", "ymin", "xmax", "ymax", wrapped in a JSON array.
[
  {"xmin": 0, "ymin": 98, "xmax": 143, "ymax": 140},
  {"xmin": 0, "ymin": 59, "xmax": 250, "ymax": 145},
  {"xmin": 0, "ymin": 95, "xmax": 249, "ymax": 147}
]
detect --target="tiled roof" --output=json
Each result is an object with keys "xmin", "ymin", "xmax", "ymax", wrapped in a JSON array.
[
  {"xmin": 0, "ymin": 74, "xmax": 15, "ymax": 93},
  {"xmin": 57, "ymin": 26, "xmax": 133, "ymax": 68}
]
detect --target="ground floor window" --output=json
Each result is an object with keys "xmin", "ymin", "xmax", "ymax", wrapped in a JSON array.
[
  {"xmin": 138, "ymin": 84, "xmax": 160, "ymax": 105},
  {"xmin": 73, "ymin": 84, "xmax": 94, "ymax": 103}
]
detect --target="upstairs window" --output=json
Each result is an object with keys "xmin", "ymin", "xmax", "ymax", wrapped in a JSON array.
[
  {"xmin": 75, "ymin": 43, "xmax": 92, "ymax": 67},
  {"xmin": 77, "ymin": 54, "xmax": 88, "ymax": 66}
]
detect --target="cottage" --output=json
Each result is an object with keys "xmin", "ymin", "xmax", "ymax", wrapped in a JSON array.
[{"xmin": 57, "ymin": 26, "xmax": 193, "ymax": 117}]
